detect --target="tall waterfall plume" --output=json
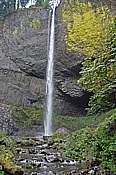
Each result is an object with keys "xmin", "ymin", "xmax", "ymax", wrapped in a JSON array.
[
  {"xmin": 44, "ymin": 0, "xmax": 60, "ymax": 136},
  {"xmin": 25, "ymin": 0, "xmax": 37, "ymax": 8},
  {"xmin": 15, "ymin": 0, "xmax": 37, "ymax": 9}
]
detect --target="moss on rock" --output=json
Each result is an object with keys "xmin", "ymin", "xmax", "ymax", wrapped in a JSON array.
[
  {"xmin": 11, "ymin": 106, "xmax": 43, "ymax": 127},
  {"xmin": 32, "ymin": 18, "xmax": 40, "ymax": 30}
]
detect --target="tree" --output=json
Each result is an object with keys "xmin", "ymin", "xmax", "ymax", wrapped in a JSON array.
[
  {"xmin": 63, "ymin": 1, "xmax": 112, "ymax": 57},
  {"xmin": 63, "ymin": 1, "xmax": 115, "ymax": 113},
  {"xmin": 80, "ymin": 17, "xmax": 116, "ymax": 114}
]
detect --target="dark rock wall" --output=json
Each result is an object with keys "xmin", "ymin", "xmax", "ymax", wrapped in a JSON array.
[
  {"xmin": 0, "ymin": 34, "xmax": 45, "ymax": 107},
  {"xmin": 0, "ymin": 0, "xmax": 115, "ymax": 117},
  {"xmin": 1, "ymin": 6, "xmax": 88, "ymax": 116}
]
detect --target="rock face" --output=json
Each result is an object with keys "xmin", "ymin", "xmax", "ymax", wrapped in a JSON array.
[
  {"xmin": 0, "ymin": 6, "xmax": 89, "ymax": 116},
  {"xmin": 0, "ymin": 0, "xmax": 115, "ymax": 119},
  {"xmin": 0, "ymin": 40, "xmax": 45, "ymax": 107},
  {"xmin": 0, "ymin": 103, "xmax": 17, "ymax": 134}
]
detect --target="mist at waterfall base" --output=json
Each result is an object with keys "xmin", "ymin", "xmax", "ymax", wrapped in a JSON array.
[{"xmin": 44, "ymin": 0, "xmax": 60, "ymax": 136}]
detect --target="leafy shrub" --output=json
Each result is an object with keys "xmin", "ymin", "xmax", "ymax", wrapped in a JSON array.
[
  {"xmin": 52, "ymin": 131, "xmax": 67, "ymax": 150},
  {"xmin": 0, "ymin": 132, "xmax": 17, "ymax": 171},
  {"xmin": 63, "ymin": 1, "xmax": 112, "ymax": 56},
  {"xmin": 17, "ymin": 138, "xmax": 37, "ymax": 146},
  {"xmin": 95, "ymin": 114, "xmax": 116, "ymax": 174},
  {"xmin": 63, "ymin": 1, "xmax": 115, "ymax": 114},
  {"xmin": 63, "ymin": 127, "xmax": 95, "ymax": 160},
  {"xmin": 0, "ymin": 132, "xmax": 15, "ymax": 153},
  {"xmin": 61, "ymin": 113, "xmax": 116, "ymax": 174},
  {"xmin": 80, "ymin": 17, "xmax": 116, "ymax": 114}
]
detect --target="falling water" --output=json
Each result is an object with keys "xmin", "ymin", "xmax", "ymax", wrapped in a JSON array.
[
  {"xmin": 44, "ymin": 0, "xmax": 60, "ymax": 136},
  {"xmin": 15, "ymin": 0, "xmax": 19, "ymax": 9},
  {"xmin": 25, "ymin": 0, "xmax": 37, "ymax": 8},
  {"xmin": 15, "ymin": 0, "xmax": 37, "ymax": 9}
]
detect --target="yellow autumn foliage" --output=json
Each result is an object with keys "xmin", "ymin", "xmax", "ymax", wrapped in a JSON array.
[
  {"xmin": 32, "ymin": 18, "xmax": 40, "ymax": 30},
  {"xmin": 63, "ymin": 1, "xmax": 113, "ymax": 57}
]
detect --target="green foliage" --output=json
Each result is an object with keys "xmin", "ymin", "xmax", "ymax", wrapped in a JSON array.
[
  {"xmin": 55, "ymin": 108, "xmax": 116, "ymax": 131},
  {"xmin": 17, "ymin": 138, "xmax": 37, "ymax": 146},
  {"xmin": 0, "ymin": 131, "xmax": 15, "ymax": 152},
  {"xmin": 63, "ymin": 1, "xmax": 112, "ymax": 56},
  {"xmin": 52, "ymin": 132, "xmax": 67, "ymax": 150},
  {"xmin": 36, "ymin": 0, "xmax": 48, "ymax": 8},
  {"xmin": 64, "ymin": 127, "xmax": 95, "ymax": 160},
  {"xmin": 95, "ymin": 114, "xmax": 116, "ymax": 173},
  {"xmin": 60, "ymin": 112, "xmax": 116, "ymax": 174},
  {"xmin": 80, "ymin": 17, "xmax": 116, "ymax": 114},
  {"xmin": 12, "ymin": 106, "xmax": 43, "ymax": 127},
  {"xmin": 0, "ymin": 132, "xmax": 17, "ymax": 171},
  {"xmin": 63, "ymin": 1, "xmax": 115, "ymax": 114}
]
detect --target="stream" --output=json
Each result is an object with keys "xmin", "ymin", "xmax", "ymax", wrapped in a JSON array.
[{"xmin": 14, "ymin": 136, "xmax": 80, "ymax": 175}]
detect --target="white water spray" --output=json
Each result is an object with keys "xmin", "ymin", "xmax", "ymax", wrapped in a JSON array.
[
  {"xmin": 44, "ymin": 0, "xmax": 60, "ymax": 136},
  {"xmin": 25, "ymin": 0, "xmax": 37, "ymax": 8},
  {"xmin": 15, "ymin": 0, "xmax": 19, "ymax": 9},
  {"xmin": 15, "ymin": 0, "xmax": 37, "ymax": 9}
]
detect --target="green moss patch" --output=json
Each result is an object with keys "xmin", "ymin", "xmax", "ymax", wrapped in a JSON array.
[
  {"xmin": 12, "ymin": 106, "xmax": 43, "ymax": 127},
  {"xmin": 32, "ymin": 18, "xmax": 40, "ymax": 30}
]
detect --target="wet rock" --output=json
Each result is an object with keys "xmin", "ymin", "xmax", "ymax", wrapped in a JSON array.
[
  {"xmin": 20, "ymin": 149, "xmax": 28, "ymax": 154},
  {"xmin": 62, "ymin": 160, "xmax": 77, "ymax": 165},
  {"xmin": 57, "ymin": 80, "xmax": 84, "ymax": 98},
  {"xmin": 79, "ymin": 171, "xmax": 87, "ymax": 175},
  {"xmin": 45, "ymin": 154, "xmax": 63, "ymax": 163},
  {"xmin": 39, "ymin": 150, "xmax": 48, "ymax": 155},
  {"xmin": 16, "ymin": 148, "xmax": 22, "ymax": 154},
  {"xmin": 91, "ymin": 159, "xmax": 100, "ymax": 167},
  {"xmin": 4, "ymin": 167, "xmax": 24, "ymax": 175},
  {"xmin": 28, "ymin": 148, "xmax": 38, "ymax": 154},
  {"xmin": 19, "ymin": 159, "xmax": 29, "ymax": 164},
  {"xmin": 31, "ymin": 159, "xmax": 41, "ymax": 167},
  {"xmin": 42, "ymin": 144, "xmax": 49, "ymax": 149},
  {"xmin": 15, "ymin": 169, "xmax": 24, "ymax": 175},
  {"xmin": 69, "ymin": 170, "xmax": 79, "ymax": 175},
  {"xmin": 47, "ymin": 171, "xmax": 54, "ymax": 175},
  {"xmin": 88, "ymin": 169, "xmax": 95, "ymax": 175},
  {"xmin": 30, "ymin": 172, "xmax": 39, "ymax": 175}
]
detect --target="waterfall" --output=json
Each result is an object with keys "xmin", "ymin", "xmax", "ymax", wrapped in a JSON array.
[
  {"xmin": 15, "ymin": 0, "xmax": 37, "ymax": 9},
  {"xmin": 15, "ymin": 0, "xmax": 19, "ymax": 9},
  {"xmin": 25, "ymin": 0, "xmax": 37, "ymax": 8},
  {"xmin": 44, "ymin": 0, "xmax": 60, "ymax": 136},
  {"xmin": 15, "ymin": 0, "xmax": 22, "ymax": 9}
]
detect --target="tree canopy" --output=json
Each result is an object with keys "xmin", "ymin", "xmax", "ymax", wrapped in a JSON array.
[{"xmin": 63, "ymin": 1, "xmax": 116, "ymax": 114}]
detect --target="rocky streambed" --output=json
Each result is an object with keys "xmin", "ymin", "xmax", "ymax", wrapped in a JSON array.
[
  {"xmin": 8, "ymin": 136, "xmax": 99, "ymax": 175},
  {"xmin": 15, "ymin": 137, "xmax": 79, "ymax": 175}
]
